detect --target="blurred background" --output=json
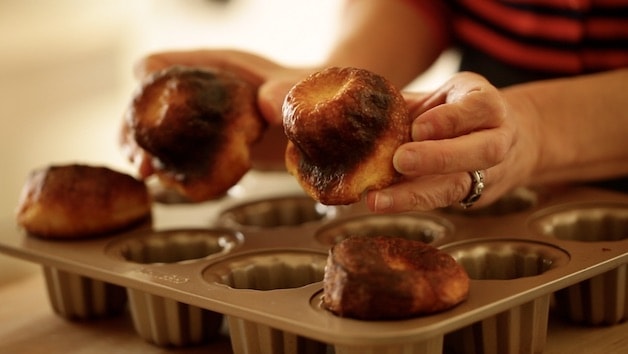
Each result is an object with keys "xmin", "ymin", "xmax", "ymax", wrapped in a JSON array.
[{"xmin": 0, "ymin": 0, "xmax": 457, "ymax": 284}]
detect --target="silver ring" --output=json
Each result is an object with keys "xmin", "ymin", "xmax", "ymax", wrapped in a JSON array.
[{"xmin": 459, "ymin": 170, "xmax": 484, "ymax": 209}]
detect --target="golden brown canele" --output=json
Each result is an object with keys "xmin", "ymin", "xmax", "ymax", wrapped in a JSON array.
[
  {"xmin": 282, "ymin": 67, "xmax": 410, "ymax": 205},
  {"xmin": 16, "ymin": 164, "xmax": 151, "ymax": 239},
  {"xmin": 124, "ymin": 66, "xmax": 266, "ymax": 202},
  {"xmin": 323, "ymin": 236, "xmax": 470, "ymax": 320}
]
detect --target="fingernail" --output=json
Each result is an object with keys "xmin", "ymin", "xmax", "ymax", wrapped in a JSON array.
[
  {"xmin": 412, "ymin": 121, "xmax": 431, "ymax": 141},
  {"xmin": 393, "ymin": 149, "xmax": 416, "ymax": 173},
  {"xmin": 374, "ymin": 192, "xmax": 393, "ymax": 211}
]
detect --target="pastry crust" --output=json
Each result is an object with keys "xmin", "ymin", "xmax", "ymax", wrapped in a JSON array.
[
  {"xmin": 122, "ymin": 66, "xmax": 266, "ymax": 202},
  {"xmin": 282, "ymin": 67, "xmax": 410, "ymax": 205},
  {"xmin": 323, "ymin": 236, "xmax": 470, "ymax": 320},
  {"xmin": 16, "ymin": 164, "xmax": 151, "ymax": 238}
]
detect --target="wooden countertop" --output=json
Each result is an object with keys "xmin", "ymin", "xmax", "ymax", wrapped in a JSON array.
[{"xmin": 1, "ymin": 272, "xmax": 626, "ymax": 354}]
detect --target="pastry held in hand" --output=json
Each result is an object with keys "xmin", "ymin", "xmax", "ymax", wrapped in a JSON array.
[
  {"xmin": 282, "ymin": 67, "xmax": 410, "ymax": 205},
  {"xmin": 16, "ymin": 164, "xmax": 151, "ymax": 238},
  {"xmin": 323, "ymin": 236, "xmax": 470, "ymax": 320},
  {"xmin": 122, "ymin": 66, "xmax": 266, "ymax": 202}
]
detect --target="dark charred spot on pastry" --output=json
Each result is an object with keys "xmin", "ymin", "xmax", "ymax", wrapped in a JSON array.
[
  {"xmin": 283, "ymin": 66, "xmax": 411, "ymax": 205},
  {"xmin": 329, "ymin": 236, "xmax": 426, "ymax": 319},
  {"xmin": 133, "ymin": 67, "xmax": 235, "ymax": 176},
  {"xmin": 40, "ymin": 165, "xmax": 109, "ymax": 211},
  {"xmin": 343, "ymin": 272, "xmax": 416, "ymax": 319},
  {"xmin": 294, "ymin": 85, "xmax": 392, "ymax": 170},
  {"xmin": 125, "ymin": 64, "xmax": 266, "ymax": 202},
  {"xmin": 297, "ymin": 157, "xmax": 345, "ymax": 199},
  {"xmin": 323, "ymin": 235, "xmax": 470, "ymax": 319}
]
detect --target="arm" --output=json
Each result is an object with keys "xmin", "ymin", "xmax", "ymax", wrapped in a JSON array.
[
  {"xmin": 366, "ymin": 69, "xmax": 628, "ymax": 212},
  {"xmin": 506, "ymin": 68, "xmax": 628, "ymax": 185},
  {"xmin": 323, "ymin": 0, "xmax": 449, "ymax": 88}
]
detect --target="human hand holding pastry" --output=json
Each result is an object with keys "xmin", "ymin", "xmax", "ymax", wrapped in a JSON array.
[
  {"xmin": 120, "ymin": 46, "xmax": 628, "ymax": 211},
  {"xmin": 133, "ymin": 49, "xmax": 317, "ymax": 125},
  {"xmin": 366, "ymin": 69, "xmax": 628, "ymax": 213},
  {"xmin": 121, "ymin": 59, "xmax": 534, "ymax": 210},
  {"xmin": 121, "ymin": 49, "xmax": 321, "ymax": 184},
  {"xmin": 283, "ymin": 67, "xmax": 411, "ymax": 205},
  {"xmin": 366, "ymin": 71, "xmax": 532, "ymax": 212}
]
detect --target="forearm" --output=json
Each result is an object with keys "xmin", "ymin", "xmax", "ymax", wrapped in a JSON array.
[
  {"xmin": 504, "ymin": 68, "xmax": 628, "ymax": 186},
  {"xmin": 323, "ymin": 0, "xmax": 449, "ymax": 88}
]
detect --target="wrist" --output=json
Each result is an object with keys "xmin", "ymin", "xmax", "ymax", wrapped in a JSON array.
[{"xmin": 501, "ymin": 87, "xmax": 548, "ymax": 188}]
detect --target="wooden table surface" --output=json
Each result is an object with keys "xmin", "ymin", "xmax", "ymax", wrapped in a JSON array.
[{"xmin": 1, "ymin": 272, "xmax": 627, "ymax": 354}]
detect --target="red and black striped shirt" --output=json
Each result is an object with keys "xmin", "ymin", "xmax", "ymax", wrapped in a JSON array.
[{"xmin": 407, "ymin": 0, "xmax": 628, "ymax": 76}]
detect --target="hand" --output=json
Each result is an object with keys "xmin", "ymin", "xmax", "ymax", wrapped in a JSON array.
[
  {"xmin": 366, "ymin": 72, "xmax": 540, "ymax": 212},
  {"xmin": 121, "ymin": 49, "xmax": 319, "ymax": 172},
  {"xmin": 134, "ymin": 49, "xmax": 316, "ymax": 125}
]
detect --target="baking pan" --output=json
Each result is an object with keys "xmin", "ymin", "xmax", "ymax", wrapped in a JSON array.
[{"xmin": 1, "ymin": 177, "xmax": 626, "ymax": 354}]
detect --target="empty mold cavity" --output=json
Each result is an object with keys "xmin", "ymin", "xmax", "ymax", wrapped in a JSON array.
[
  {"xmin": 530, "ymin": 203, "xmax": 628, "ymax": 325},
  {"xmin": 217, "ymin": 195, "xmax": 335, "ymax": 228},
  {"xmin": 445, "ymin": 296, "xmax": 551, "ymax": 354},
  {"xmin": 203, "ymin": 250, "xmax": 327, "ymax": 290},
  {"xmin": 43, "ymin": 266, "xmax": 127, "ymax": 320},
  {"xmin": 107, "ymin": 228, "xmax": 241, "ymax": 264},
  {"xmin": 227, "ymin": 317, "xmax": 328, "ymax": 354},
  {"xmin": 308, "ymin": 292, "xmax": 444, "ymax": 354},
  {"xmin": 443, "ymin": 239, "xmax": 569, "ymax": 280},
  {"xmin": 447, "ymin": 188, "xmax": 538, "ymax": 216},
  {"xmin": 442, "ymin": 239, "xmax": 567, "ymax": 354},
  {"xmin": 529, "ymin": 202, "xmax": 628, "ymax": 242},
  {"xmin": 127, "ymin": 289, "xmax": 223, "ymax": 347},
  {"xmin": 315, "ymin": 213, "xmax": 452, "ymax": 246},
  {"xmin": 552, "ymin": 264, "xmax": 627, "ymax": 325},
  {"xmin": 204, "ymin": 250, "xmax": 328, "ymax": 354},
  {"xmin": 110, "ymin": 230, "xmax": 232, "ymax": 346},
  {"xmin": 333, "ymin": 339, "xmax": 444, "ymax": 354}
]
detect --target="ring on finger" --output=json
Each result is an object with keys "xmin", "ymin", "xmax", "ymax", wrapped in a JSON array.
[{"xmin": 459, "ymin": 170, "xmax": 485, "ymax": 209}]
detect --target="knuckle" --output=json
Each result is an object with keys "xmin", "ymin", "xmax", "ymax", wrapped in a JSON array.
[
  {"xmin": 431, "ymin": 148, "xmax": 454, "ymax": 172},
  {"xmin": 484, "ymin": 130, "xmax": 511, "ymax": 163},
  {"xmin": 406, "ymin": 186, "xmax": 460, "ymax": 211},
  {"xmin": 404, "ymin": 191, "xmax": 439, "ymax": 211},
  {"xmin": 450, "ymin": 174, "xmax": 472, "ymax": 202}
]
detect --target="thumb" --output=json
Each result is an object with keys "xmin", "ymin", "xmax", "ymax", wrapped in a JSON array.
[{"xmin": 258, "ymin": 79, "xmax": 296, "ymax": 125}]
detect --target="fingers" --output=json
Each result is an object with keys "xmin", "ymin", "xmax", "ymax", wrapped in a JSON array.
[
  {"xmin": 366, "ymin": 172, "xmax": 483, "ymax": 212},
  {"xmin": 119, "ymin": 120, "xmax": 155, "ymax": 178},
  {"xmin": 410, "ymin": 74, "xmax": 506, "ymax": 141},
  {"xmin": 258, "ymin": 81, "xmax": 289, "ymax": 125},
  {"xmin": 368, "ymin": 72, "xmax": 519, "ymax": 212},
  {"xmin": 377, "ymin": 127, "xmax": 511, "ymax": 212},
  {"xmin": 394, "ymin": 127, "xmax": 511, "ymax": 176},
  {"xmin": 396, "ymin": 76, "xmax": 512, "ymax": 176},
  {"xmin": 258, "ymin": 69, "xmax": 317, "ymax": 125}
]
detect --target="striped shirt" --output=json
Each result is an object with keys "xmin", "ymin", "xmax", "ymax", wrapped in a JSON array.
[{"xmin": 406, "ymin": 0, "xmax": 628, "ymax": 77}]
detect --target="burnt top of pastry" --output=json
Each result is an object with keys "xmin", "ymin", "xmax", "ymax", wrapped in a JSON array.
[
  {"xmin": 20, "ymin": 164, "xmax": 147, "ymax": 211},
  {"xmin": 283, "ymin": 67, "xmax": 400, "ymax": 173},
  {"xmin": 332, "ymin": 236, "xmax": 459, "ymax": 276},
  {"xmin": 325, "ymin": 235, "xmax": 469, "ymax": 319},
  {"xmin": 16, "ymin": 164, "xmax": 151, "ymax": 238},
  {"xmin": 282, "ymin": 67, "xmax": 409, "ymax": 204},
  {"xmin": 129, "ymin": 66, "xmax": 249, "ymax": 178}
]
